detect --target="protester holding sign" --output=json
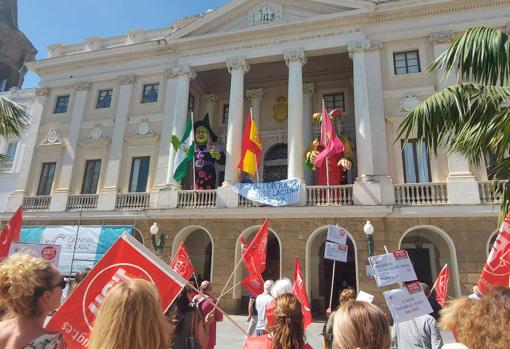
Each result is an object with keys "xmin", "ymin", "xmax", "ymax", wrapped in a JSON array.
[
  {"xmin": 0, "ymin": 253, "xmax": 66, "ymax": 349},
  {"xmin": 88, "ymin": 279, "xmax": 169, "ymax": 349}
]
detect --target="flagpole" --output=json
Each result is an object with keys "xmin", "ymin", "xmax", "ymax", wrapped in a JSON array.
[
  {"xmin": 190, "ymin": 111, "xmax": 196, "ymax": 190},
  {"xmin": 217, "ymin": 254, "xmax": 245, "ymax": 303},
  {"xmin": 328, "ymin": 260, "xmax": 336, "ymax": 310}
]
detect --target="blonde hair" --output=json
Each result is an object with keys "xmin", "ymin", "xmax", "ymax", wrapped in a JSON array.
[
  {"xmin": 0, "ymin": 253, "xmax": 55, "ymax": 317},
  {"xmin": 88, "ymin": 279, "xmax": 169, "ymax": 349},
  {"xmin": 333, "ymin": 300, "xmax": 390, "ymax": 349},
  {"xmin": 270, "ymin": 293, "xmax": 306, "ymax": 349},
  {"xmin": 338, "ymin": 288, "xmax": 356, "ymax": 308}
]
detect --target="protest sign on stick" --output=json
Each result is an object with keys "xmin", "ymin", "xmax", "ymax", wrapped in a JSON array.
[
  {"xmin": 383, "ymin": 282, "xmax": 433, "ymax": 323},
  {"xmin": 9, "ymin": 242, "xmax": 61, "ymax": 267},
  {"xmin": 356, "ymin": 290, "xmax": 375, "ymax": 304},
  {"xmin": 369, "ymin": 250, "xmax": 417, "ymax": 287},
  {"xmin": 327, "ymin": 225, "xmax": 347, "ymax": 245},
  {"xmin": 324, "ymin": 241, "xmax": 348, "ymax": 263}
]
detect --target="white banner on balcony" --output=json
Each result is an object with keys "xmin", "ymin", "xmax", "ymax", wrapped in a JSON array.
[{"xmin": 233, "ymin": 178, "xmax": 302, "ymax": 206}]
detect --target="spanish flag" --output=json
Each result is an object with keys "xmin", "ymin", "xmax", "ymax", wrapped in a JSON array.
[{"xmin": 238, "ymin": 114, "xmax": 262, "ymax": 176}]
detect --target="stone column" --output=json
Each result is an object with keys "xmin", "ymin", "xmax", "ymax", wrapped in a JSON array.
[
  {"xmin": 97, "ymin": 75, "xmax": 135, "ymax": 211},
  {"xmin": 246, "ymin": 88, "xmax": 263, "ymax": 127},
  {"xmin": 204, "ymin": 94, "xmax": 217, "ymax": 120},
  {"xmin": 348, "ymin": 40, "xmax": 394, "ymax": 205},
  {"xmin": 303, "ymin": 83, "xmax": 315, "ymax": 185},
  {"xmin": 217, "ymin": 57, "xmax": 249, "ymax": 208},
  {"xmin": 284, "ymin": 48, "xmax": 307, "ymax": 181},
  {"xmin": 49, "ymin": 81, "xmax": 90, "ymax": 211},
  {"xmin": 429, "ymin": 31, "xmax": 480, "ymax": 204}
]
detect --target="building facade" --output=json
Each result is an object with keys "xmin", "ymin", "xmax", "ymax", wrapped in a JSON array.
[{"xmin": 1, "ymin": 0, "xmax": 508, "ymax": 312}]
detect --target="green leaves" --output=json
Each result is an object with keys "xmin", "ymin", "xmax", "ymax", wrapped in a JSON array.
[{"xmin": 0, "ymin": 96, "xmax": 30, "ymax": 138}]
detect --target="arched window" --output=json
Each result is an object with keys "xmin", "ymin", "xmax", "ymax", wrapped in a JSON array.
[{"xmin": 263, "ymin": 143, "xmax": 287, "ymax": 182}]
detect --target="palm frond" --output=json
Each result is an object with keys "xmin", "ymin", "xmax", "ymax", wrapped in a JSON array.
[
  {"xmin": 0, "ymin": 96, "xmax": 30, "ymax": 138},
  {"xmin": 430, "ymin": 27, "xmax": 510, "ymax": 86}
]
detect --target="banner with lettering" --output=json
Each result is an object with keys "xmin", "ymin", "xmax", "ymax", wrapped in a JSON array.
[{"xmin": 233, "ymin": 178, "xmax": 302, "ymax": 206}]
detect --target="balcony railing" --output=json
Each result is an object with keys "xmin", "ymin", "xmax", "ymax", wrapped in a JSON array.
[
  {"xmin": 177, "ymin": 190, "xmax": 217, "ymax": 208},
  {"xmin": 115, "ymin": 193, "xmax": 150, "ymax": 210},
  {"xmin": 0, "ymin": 160, "xmax": 13, "ymax": 173},
  {"xmin": 22, "ymin": 196, "xmax": 51, "ymax": 212},
  {"xmin": 394, "ymin": 183, "xmax": 448, "ymax": 206},
  {"xmin": 238, "ymin": 195, "xmax": 263, "ymax": 208},
  {"xmin": 66, "ymin": 194, "xmax": 98, "ymax": 211},
  {"xmin": 306, "ymin": 185, "xmax": 354, "ymax": 206},
  {"xmin": 479, "ymin": 180, "xmax": 508, "ymax": 204}
]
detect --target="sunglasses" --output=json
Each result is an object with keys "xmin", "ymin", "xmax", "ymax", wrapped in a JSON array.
[{"xmin": 49, "ymin": 276, "xmax": 68, "ymax": 290}]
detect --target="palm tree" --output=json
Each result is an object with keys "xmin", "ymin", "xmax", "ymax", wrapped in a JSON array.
[
  {"xmin": 398, "ymin": 27, "xmax": 510, "ymax": 220},
  {"xmin": 0, "ymin": 95, "xmax": 30, "ymax": 162}
]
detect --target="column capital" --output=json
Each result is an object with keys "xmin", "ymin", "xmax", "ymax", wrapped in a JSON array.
[
  {"xmin": 284, "ymin": 48, "xmax": 307, "ymax": 66},
  {"xmin": 226, "ymin": 56, "xmax": 250, "ymax": 74},
  {"xmin": 165, "ymin": 64, "xmax": 197, "ymax": 80},
  {"xmin": 73, "ymin": 81, "xmax": 91, "ymax": 91},
  {"xmin": 246, "ymin": 88, "xmax": 264, "ymax": 101},
  {"xmin": 118, "ymin": 74, "xmax": 136, "ymax": 85},
  {"xmin": 303, "ymin": 82, "xmax": 315, "ymax": 94},
  {"xmin": 428, "ymin": 30, "xmax": 454, "ymax": 44},
  {"xmin": 35, "ymin": 87, "xmax": 49, "ymax": 96},
  {"xmin": 347, "ymin": 40, "xmax": 382, "ymax": 58},
  {"xmin": 205, "ymin": 94, "xmax": 217, "ymax": 105}
]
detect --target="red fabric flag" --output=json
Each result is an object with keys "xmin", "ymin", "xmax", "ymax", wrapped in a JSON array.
[
  {"xmin": 293, "ymin": 257, "xmax": 312, "ymax": 328},
  {"xmin": 477, "ymin": 211, "xmax": 510, "ymax": 295},
  {"xmin": 169, "ymin": 242, "xmax": 194, "ymax": 281},
  {"xmin": 239, "ymin": 236, "xmax": 256, "ymax": 276},
  {"xmin": 0, "ymin": 207, "xmax": 22, "ymax": 259},
  {"xmin": 243, "ymin": 219, "xmax": 269, "ymax": 275},
  {"xmin": 238, "ymin": 113, "xmax": 262, "ymax": 176},
  {"xmin": 241, "ymin": 272, "xmax": 264, "ymax": 297},
  {"xmin": 431, "ymin": 264, "xmax": 449, "ymax": 306},
  {"xmin": 313, "ymin": 103, "xmax": 344, "ymax": 170}
]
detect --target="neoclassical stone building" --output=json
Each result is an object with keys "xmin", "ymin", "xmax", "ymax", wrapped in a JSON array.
[{"xmin": 2, "ymin": 0, "xmax": 508, "ymax": 312}]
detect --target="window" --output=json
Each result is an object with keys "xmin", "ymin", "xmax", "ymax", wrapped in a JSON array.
[
  {"xmin": 141, "ymin": 83, "xmax": 159, "ymax": 103},
  {"xmin": 54, "ymin": 95, "xmax": 70, "ymax": 113},
  {"xmin": 129, "ymin": 156, "xmax": 150, "ymax": 192},
  {"xmin": 96, "ymin": 89, "xmax": 112, "ymax": 109},
  {"xmin": 393, "ymin": 50, "xmax": 421, "ymax": 75},
  {"xmin": 81, "ymin": 159, "xmax": 101, "ymax": 194},
  {"xmin": 37, "ymin": 162, "xmax": 56, "ymax": 196},
  {"xmin": 222, "ymin": 104, "xmax": 229, "ymax": 124},
  {"xmin": 6, "ymin": 142, "xmax": 17, "ymax": 160},
  {"xmin": 401, "ymin": 139, "xmax": 431, "ymax": 183},
  {"xmin": 323, "ymin": 93, "xmax": 345, "ymax": 112},
  {"xmin": 188, "ymin": 94, "xmax": 195, "ymax": 113}
]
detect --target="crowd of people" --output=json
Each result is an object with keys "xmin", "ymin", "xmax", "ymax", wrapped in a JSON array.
[{"xmin": 0, "ymin": 253, "xmax": 509, "ymax": 348}]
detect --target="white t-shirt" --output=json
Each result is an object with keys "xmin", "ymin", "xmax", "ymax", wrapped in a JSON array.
[{"xmin": 255, "ymin": 293, "xmax": 274, "ymax": 331}]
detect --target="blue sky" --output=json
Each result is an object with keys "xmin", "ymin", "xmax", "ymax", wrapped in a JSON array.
[{"xmin": 18, "ymin": 0, "xmax": 229, "ymax": 88}]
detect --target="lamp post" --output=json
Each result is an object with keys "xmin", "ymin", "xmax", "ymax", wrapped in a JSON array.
[
  {"xmin": 150, "ymin": 222, "xmax": 165, "ymax": 255},
  {"xmin": 363, "ymin": 220, "xmax": 375, "ymax": 257}
]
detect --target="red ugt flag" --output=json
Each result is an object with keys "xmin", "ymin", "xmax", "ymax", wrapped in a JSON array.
[
  {"xmin": 241, "ymin": 272, "xmax": 264, "ymax": 297},
  {"xmin": 431, "ymin": 264, "xmax": 449, "ymax": 306},
  {"xmin": 0, "ymin": 207, "xmax": 22, "ymax": 259},
  {"xmin": 243, "ymin": 219, "xmax": 269, "ymax": 275},
  {"xmin": 293, "ymin": 257, "xmax": 312, "ymax": 329},
  {"xmin": 170, "ymin": 242, "xmax": 194, "ymax": 281}
]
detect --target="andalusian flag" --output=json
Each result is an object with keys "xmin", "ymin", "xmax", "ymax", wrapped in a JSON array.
[
  {"xmin": 238, "ymin": 114, "xmax": 262, "ymax": 176},
  {"xmin": 173, "ymin": 120, "xmax": 195, "ymax": 182}
]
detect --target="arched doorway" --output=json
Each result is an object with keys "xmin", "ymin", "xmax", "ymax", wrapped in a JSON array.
[
  {"xmin": 399, "ymin": 226, "xmax": 461, "ymax": 297},
  {"xmin": 172, "ymin": 226, "xmax": 214, "ymax": 283},
  {"xmin": 263, "ymin": 143, "xmax": 287, "ymax": 182},
  {"xmin": 306, "ymin": 227, "xmax": 357, "ymax": 316}
]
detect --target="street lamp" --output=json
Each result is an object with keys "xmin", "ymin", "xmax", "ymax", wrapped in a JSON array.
[
  {"xmin": 363, "ymin": 220, "xmax": 375, "ymax": 257},
  {"xmin": 150, "ymin": 222, "xmax": 165, "ymax": 254}
]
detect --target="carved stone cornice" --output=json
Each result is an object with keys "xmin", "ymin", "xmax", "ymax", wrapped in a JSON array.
[
  {"xmin": 165, "ymin": 64, "xmax": 197, "ymax": 80},
  {"xmin": 205, "ymin": 94, "xmax": 217, "ymax": 105},
  {"xmin": 226, "ymin": 57, "xmax": 250, "ymax": 74},
  {"xmin": 303, "ymin": 83, "xmax": 315, "ymax": 95},
  {"xmin": 347, "ymin": 40, "xmax": 382, "ymax": 58},
  {"xmin": 246, "ymin": 88, "xmax": 264, "ymax": 101},
  {"xmin": 73, "ymin": 81, "xmax": 91, "ymax": 91},
  {"xmin": 284, "ymin": 48, "xmax": 307, "ymax": 66},
  {"xmin": 428, "ymin": 30, "xmax": 454, "ymax": 44},
  {"xmin": 35, "ymin": 87, "xmax": 49, "ymax": 96},
  {"xmin": 118, "ymin": 74, "xmax": 136, "ymax": 85}
]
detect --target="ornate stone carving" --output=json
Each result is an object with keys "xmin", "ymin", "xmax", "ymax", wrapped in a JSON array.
[
  {"xmin": 118, "ymin": 75, "xmax": 135, "ymax": 85},
  {"xmin": 248, "ymin": 3, "xmax": 282, "ymax": 26},
  {"xmin": 205, "ymin": 94, "xmax": 217, "ymax": 105},
  {"xmin": 35, "ymin": 87, "xmax": 48, "ymax": 96},
  {"xmin": 85, "ymin": 123, "xmax": 106, "ymax": 140},
  {"xmin": 284, "ymin": 48, "xmax": 307, "ymax": 66},
  {"xmin": 226, "ymin": 57, "xmax": 250, "ymax": 74},
  {"xmin": 347, "ymin": 40, "xmax": 382, "ymax": 58},
  {"xmin": 41, "ymin": 127, "xmax": 63, "ymax": 145},
  {"xmin": 136, "ymin": 118, "xmax": 155, "ymax": 136},
  {"xmin": 428, "ymin": 31, "xmax": 453, "ymax": 44},
  {"xmin": 303, "ymin": 83, "xmax": 315, "ymax": 95},
  {"xmin": 273, "ymin": 96, "xmax": 288, "ymax": 123},
  {"xmin": 165, "ymin": 64, "xmax": 196, "ymax": 80},
  {"xmin": 73, "ymin": 81, "xmax": 91, "ymax": 91},
  {"xmin": 398, "ymin": 91, "xmax": 421, "ymax": 113},
  {"xmin": 246, "ymin": 88, "xmax": 264, "ymax": 101}
]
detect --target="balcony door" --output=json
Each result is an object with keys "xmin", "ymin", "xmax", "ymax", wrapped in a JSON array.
[
  {"xmin": 129, "ymin": 156, "xmax": 150, "ymax": 192},
  {"xmin": 81, "ymin": 159, "xmax": 102, "ymax": 194},
  {"xmin": 37, "ymin": 162, "xmax": 56, "ymax": 196}
]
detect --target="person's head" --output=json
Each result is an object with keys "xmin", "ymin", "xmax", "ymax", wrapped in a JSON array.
[
  {"xmin": 200, "ymin": 280, "xmax": 212, "ymax": 295},
  {"xmin": 270, "ymin": 293, "xmax": 305, "ymax": 349},
  {"xmin": 333, "ymin": 300, "xmax": 390, "ymax": 349},
  {"xmin": 439, "ymin": 287, "xmax": 510, "ymax": 349},
  {"xmin": 0, "ymin": 253, "xmax": 65, "ymax": 319},
  {"xmin": 420, "ymin": 282, "xmax": 441, "ymax": 319},
  {"xmin": 337, "ymin": 288, "xmax": 356, "ymax": 308},
  {"xmin": 88, "ymin": 278, "xmax": 168, "ymax": 349},
  {"xmin": 271, "ymin": 278, "xmax": 293, "ymax": 299},
  {"xmin": 263, "ymin": 279, "xmax": 274, "ymax": 294},
  {"xmin": 68, "ymin": 267, "xmax": 91, "ymax": 294}
]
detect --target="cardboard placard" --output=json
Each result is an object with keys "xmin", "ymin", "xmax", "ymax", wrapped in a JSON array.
[
  {"xmin": 383, "ymin": 282, "xmax": 433, "ymax": 323},
  {"xmin": 324, "ymin": 241, "xmax": 348, "ymax": 262},
  {"xmin": 9, "ymin": 242, "xmax": 61, "ymax": 267},
  {"xmin": 356, "ymin": 290, "xmax": 375, "ymax": 304},
  {"xmin": 369, "ymin": 250, "xmax": 418, "ymax": 287},
  {"xmin": 327, "ymin": 225, "xmax": 347, "ymax": 245}
]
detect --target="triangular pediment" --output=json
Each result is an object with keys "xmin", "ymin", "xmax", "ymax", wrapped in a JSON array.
[{"xmin": 173, "ymin": 0, "xmax": 371, "ymax": 39}]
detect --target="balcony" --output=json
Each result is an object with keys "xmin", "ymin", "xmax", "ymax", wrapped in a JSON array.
[
  {"xmin": 177, "ymin": 190, "xmax": 217, "ymax": 208},
  {"xmin": 66, "ymin": 194, "xmax": 98, "ymax": 211},
  {"xmin": 0, "ymin": 160, "xmax": 13, "ymax": 173},
  {"xmin": 306, "ymin": 185, "xmax": 354, "ymax": 206},
  {"xmin": 479, "ymin": 180, "xmax": 508, "ymax": 204},
  {"xmin": 394, "ymin": 183, "xmax": 448, "ymax": 206},
  {"xmin": 238, "ymin": 195, "xmax": 263, "ymax": 208},
  {"xmin": 22, "ymin": 196, "xmax": 51, "ymax": 212},
  {"xmin": 115, "ymin": 193, "xmax": 150, "ymax": 210}
]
